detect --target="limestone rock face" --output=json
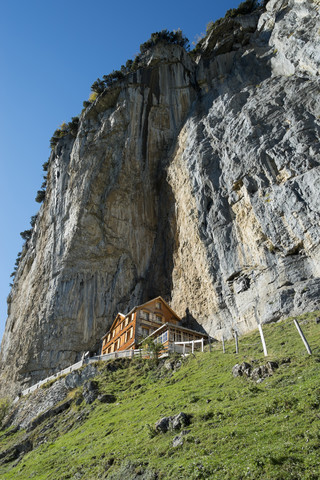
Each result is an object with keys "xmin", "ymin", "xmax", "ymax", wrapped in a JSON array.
[{"xmin": 1, "ymin": 0, "xmax": 320, "ymax": 396}]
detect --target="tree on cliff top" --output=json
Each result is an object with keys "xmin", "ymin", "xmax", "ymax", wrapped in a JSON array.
[{"xmin": 140, "ymin": 29, "xmax": 190, "ymax": 53}]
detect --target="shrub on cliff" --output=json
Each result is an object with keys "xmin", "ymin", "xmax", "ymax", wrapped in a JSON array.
[
  {"xmin": 83, "ymin": 91, "xmax": 99, "ymax": 110},
  {"xmin": 68, "ymin": 116, "xmax": 79, "ymax": 137},
  {"xmin": 30, "ymin": 215, "xmax": 38, "ymax": 228},
  {"xmin": 191, "ymin": 0, "xmax": 262, "ymax": 55},
  {"xmin": 50, "ymin": 122, "xmax": 69, "ymax": 149},
  {"xmin": 90, "ymin": 78, "xmax": 105, "ymax": 94},
  {"xmin": 140, "ymin": 29, "xmax": 190, "ymax": 53},
  {"xmin": 102, "ymin": 70, "xmax": 125, "ymax": 88},
  {"xmin": 35, "ymin": 189, "xmax": 46, "ymax": 203},
  {"xmin": 42, "ymin": 160, "xmax": 49, "ymax": 172},
  {"xmin": 225, "ymin": 0, "xmax": 259, "ymax": 18},
  {"xmin": 50, "ymin": 117, "xmax": 80, "ymax": 147},
  {"xmin": 20, "ymin": 230, "xmax": 32, "ymax": 241}
]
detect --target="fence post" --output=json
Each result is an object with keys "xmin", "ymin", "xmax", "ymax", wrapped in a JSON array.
[
  {"xmin": 183, "ymin": 343, "xmax": 186, "ymax": 355},
  {"xmin": 222, "ymin": 336, "xmax": 226, "ymax": 353},
  {"xmin": 192, "ymin": 341, "xmax": 194, "ymax": 354},
  {"xmin": 258, "ymin": 324, "xmax": 268, "ymax": 357},
  {"xmin": 234, "ymin": 331, "xmax": 239, "ymax": 354},
  {"xmin": 201, "ymin": 338, "xmax": 204, "ymax": 352},
  {"xmin": 294, "ymin": 319, "xmax": 312, "ymax": 355}
]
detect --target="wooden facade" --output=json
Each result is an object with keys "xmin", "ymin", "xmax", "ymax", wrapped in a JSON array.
[{"xmin": 101, "ymin": 296, "xmax": 207, "ymax": 355}]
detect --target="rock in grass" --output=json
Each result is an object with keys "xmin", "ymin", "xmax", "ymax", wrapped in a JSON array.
[
  {"xmin": 232, "ymin": 362, "xmax": 252, "ymax": 377},
  {"xmin": 266, "ymin": 361, "xmax": 279, "ymax": 374},
  {"xmin": 233, "ymin": 361, "xmax": 279, "ymax": 382},
  {"xmin": 155, "ymin": 416, "xmax": 171, "ymax": 433},
  {"xmin": 155, "ymin": 412, "xmax": 190, "ymax": 433},
  {"xmin": 64, "ymin": 364, "xmax": 99, "ymax": 390},
  {"xmin": 171, "ymin": 412, "xmax": 190, "ymax": 430},
  {"xmin": 82, "ymin": 380, "xmax": 99, "ymax": 404},
  {"xmin": 172, "ymin": 429, "xmax": 191, "ymax": 447},
  {"xmin": 251, "ymin": 365, "xmax": 269, "ymax": 382}
]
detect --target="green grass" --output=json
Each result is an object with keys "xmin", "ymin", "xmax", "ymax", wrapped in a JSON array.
[{"xmin": 1, "ymin": 311, "xmax": 320, "ymax": 479}]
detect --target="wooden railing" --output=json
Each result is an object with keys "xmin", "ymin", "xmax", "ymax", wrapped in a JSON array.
[
  {"xmin": 18, "ymin": 340, "xmax": 206, "ymax": 399},
  {"xmin": 168, "ymin": 338, "xmax": 205, "ymax": 354},
  {"xmin": 19, "ymin": 349, "xmax": 145, "ymax": 398}
]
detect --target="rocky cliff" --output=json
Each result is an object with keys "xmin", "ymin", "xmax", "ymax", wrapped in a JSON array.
[{"xmin": 1, "ymin": 0, "xmax": 320, "ymax": 396}]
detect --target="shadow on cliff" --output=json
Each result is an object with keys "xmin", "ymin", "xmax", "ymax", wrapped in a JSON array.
[
  {"xmin": 143, "ymin": 170, "xmax": 177, "ymax": 303},
  {"xmin": 181, "ymin": 308, "xmax": 207, "ymax": 334}
]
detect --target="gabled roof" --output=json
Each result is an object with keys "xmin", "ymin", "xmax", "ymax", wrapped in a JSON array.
[
  {"xmin": 101, "ymin": 313, "xmax": 125, "ymax": 340},
  {"xmin": 127, "ymin": 296, "xmax": 181, "ymax": 321},
  {"xmin": 101, "ymin": 297, "xmax": 181, "ymax": 341}
]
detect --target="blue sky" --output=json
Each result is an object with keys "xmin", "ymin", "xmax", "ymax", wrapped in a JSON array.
[{"xmin": 0, "ymin": 0, "xmax": 241, "ymax": 342}]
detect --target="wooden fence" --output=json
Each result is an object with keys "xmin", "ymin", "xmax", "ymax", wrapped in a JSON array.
[
  {"xmin": 168, "ymin": 338, "xmax": 205, "ymax": 354},
  {"xmin": 19, "ymin": 339, "xmax": 209, "ymax": 399},
  {"xmin": 19, "ymin": 349, "xmax": 146, "ymax": 398}
]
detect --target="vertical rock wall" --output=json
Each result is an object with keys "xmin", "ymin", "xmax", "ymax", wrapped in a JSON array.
[
  {"xmin": 0, "ymin": 46, "xmax": 197, "ymax": 395},
  {"xmin": 167, "ymin": 0, "xmax": 320, "ymax": 339}
]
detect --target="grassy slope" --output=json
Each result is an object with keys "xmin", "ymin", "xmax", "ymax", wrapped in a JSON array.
[{"xmin": 1, "ymin": 311, "xmax": 320, "ymax": 480}]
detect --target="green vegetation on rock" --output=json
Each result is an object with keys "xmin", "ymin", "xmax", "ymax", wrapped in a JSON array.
[{"xmin": 1, "ymin": 311, "xmax": 320, "ymax": 479}]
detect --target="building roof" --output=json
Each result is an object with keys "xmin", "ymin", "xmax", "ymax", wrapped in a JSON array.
[
  {"xmin": 101, "ymin": 313, "xmax": 125, "ymax": 340},
  {"xmin": 138, "ymin": 321, "xmax": 208, "ymax": 345},
  {"xmin": 102, "ymin": 296, "xmax": 181, "ymax": 340},
  {"xmin": 127, "ymin": 296, "xmax": 181, "ymax": 321}
]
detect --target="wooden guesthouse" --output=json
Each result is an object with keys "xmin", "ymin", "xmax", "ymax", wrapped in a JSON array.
[{"xmin": 101, "ymin": 296, "xmax": 208, "ymax": 355}]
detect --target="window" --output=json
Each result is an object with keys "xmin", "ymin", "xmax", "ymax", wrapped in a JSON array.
[
  {"xmin": 156, "ymin": 315, "xmax": 162, "ymax": 323},
  {"xmin": 176, "ymin": 332, "xmax": 181, "ymax": 342},
  {"xmin": 125, "ymin": 317, "xmax": 129, "ymax": 326},
  {"xmin": 142, "ymin": 328, "xmax": 149, "ymax": 337},
  {"xmin": 155, "ymin": 331, "xmax": 168, "ymax": 344},
  {"xmin": 156, "ymin": 302, "xmax": 161, "ymax": 310},
  {"xmin": 121, "ymin": 322, "xmax": 124, "ymax": 330},
  {"xmin": 140, "ymin": 311, "xmax": 149, "ymax": 320},
  {"xmin": 129, "ymin": 327, "xmax": 133, "ymax": 339},
  {"xmin": 112, "ymin": 330, "xmax": 115, "ymax": 338},
  {"xmin": 131, "ymin": 313, "xmax": 134, "ymax": 321}
]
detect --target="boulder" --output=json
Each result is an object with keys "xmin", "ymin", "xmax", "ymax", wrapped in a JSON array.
[
  {"xmin": 155, "ymin": 417, "xmax": 171, "ymax": 434},
  {"xmin": 266, "ymin": 361, "xmax": 279, "ymax": 374},
  {"xmin": 155, "ymin": 412, "xmax": 190, "ymax": 433},
  {"xmin": 233, "ymin": 360, "xmax": 279, "ymax": 382},
  {"xmin": 82, "ymin": 380, "xmax": 99, "ymax": 405},
  {"xmin": 64, "ymin": 364, "xmax": 99, "ymax": 390},
  {"xmin": 232, "ymin": 362, "xmax": 252, "ymax": 377},
  {"xmin": 251, "ymin": 365, "xmax": 269, "ymax": 382},
  {"xmin": 171, "ymin": 412, "xmax": 190, "ymax": 430}
]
